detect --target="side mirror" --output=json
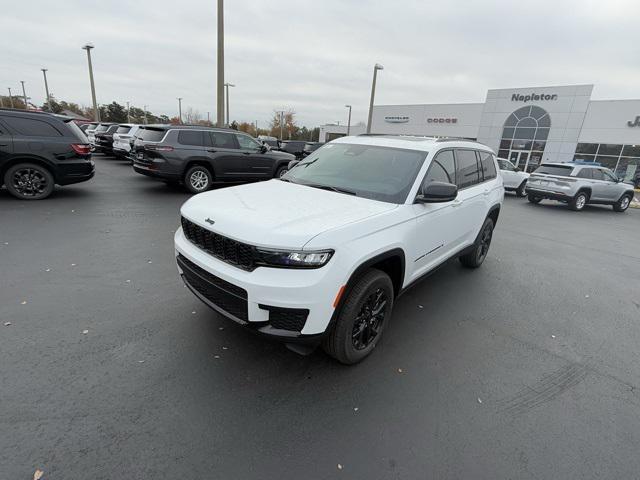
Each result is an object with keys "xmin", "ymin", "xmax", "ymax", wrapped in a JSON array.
[
  {"xmin": 260, "ymin": 144, "xmax": 268, "ymax": 153},
  {"xmin": 415, "ymin": 181, "xmax": 458, "ymax": 203}
]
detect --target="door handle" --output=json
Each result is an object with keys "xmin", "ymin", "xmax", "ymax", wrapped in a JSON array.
[
  {"xmin": 483, "ymin": 188, "xmax": 490, "ymax": 196},
  {"xmin": 0, "ymin": 143, "xmax": 8, "ymax": 147},
  {"xmin": 451, "ymin": 199, "xmax": 463, "ymax": 207},
  {"xmin": 243, "ymin": 151, "xmax": 251, "ymax": 155},
  {"xmin": 206, "ymin": 148, "xmax": 217, "ymax": 153}
]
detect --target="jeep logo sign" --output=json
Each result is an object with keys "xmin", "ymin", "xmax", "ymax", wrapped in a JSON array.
[
  {"xmin": 512, "ymin": 93, "xmax": 558, "ymax": 102},
  {"xmin": 628, "ymin": 116, "xmax": 640, "ymax": 127},
  {"xmin": 427, "ymin": 118, "xmax": 457, "ymax": 124},
  {"xmin": 384, "ymin": 116, "xmax": 409, "ymax": 123}
]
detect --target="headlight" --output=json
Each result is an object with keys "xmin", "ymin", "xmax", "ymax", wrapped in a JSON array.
[{"xmin": 255, "ymin": 249, "xmax": 334, "ymax": 269}]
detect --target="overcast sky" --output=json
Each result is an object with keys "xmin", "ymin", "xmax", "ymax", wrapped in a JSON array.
[{"xmin": 1, "ymin": 0, "xmax": 639, "ymax": 126}]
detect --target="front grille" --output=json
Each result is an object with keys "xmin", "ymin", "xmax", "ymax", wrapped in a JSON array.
[
  {"xmin": 260, "ymin": 305, "xmax": 309, "ymax": 332},
  {"xmin": 177, "ymin": 254, "xmax": 248, "ymax": 321},
  {"xmin": 181, "ymin": 216, "xmax": 255, "ymax": 271}
]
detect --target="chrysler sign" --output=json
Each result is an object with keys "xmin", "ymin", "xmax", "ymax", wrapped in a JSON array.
[
  {"xmin": 512, "ymin": 93, "xmax": 558, "ymax": 102},
  {"xmin": 384, "ymin": 115, "xmax": 409, "ymax": 123}
]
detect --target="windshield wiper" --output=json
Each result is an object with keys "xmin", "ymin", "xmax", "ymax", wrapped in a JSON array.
[{"xmin": 304, "ymin": 183, "xmax": 357, "ymax": 196}]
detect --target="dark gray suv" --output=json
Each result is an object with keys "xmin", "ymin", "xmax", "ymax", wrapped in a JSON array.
[{"xmin": 132, "ymin": 125, "xmax": 295, "ymax": 193}]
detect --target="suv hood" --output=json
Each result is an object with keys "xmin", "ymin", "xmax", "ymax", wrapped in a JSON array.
[{"xmin": 180, "ymin": 180, "xmax": 397, "ymax": 249}]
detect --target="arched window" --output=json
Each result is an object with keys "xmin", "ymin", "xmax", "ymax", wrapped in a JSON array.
[{"xmin": 498, "ymin": 106, "xmax": 550, "ymax": 173}]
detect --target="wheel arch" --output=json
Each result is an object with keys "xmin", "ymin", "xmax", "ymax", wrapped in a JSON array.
[
  {"xmin": 184, "ymin": 159, "xmax": 215, "ymax": 180},
  {"xmin": 1, "ymin": 156, "xmax": 57, "ymax": 184}
]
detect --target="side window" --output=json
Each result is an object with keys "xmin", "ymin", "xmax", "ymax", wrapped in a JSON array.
[
  {"xmin": 478, "ymin": 151, "xmax": 497, "ymax": 180},
  {"xmin": 590, "ymin": 169, "xmax": 604, "ymax": 181},
  {"xmin": 2, "ymin": 116, "xmax": 62, "ymax": 137},
  {"xmin": 603, "ymin": 170, "xmax": 618, "ymax": 182},
  {"xmin": 210, "ymin": 132, "xmax": 238, "ymax": 149},
  {"xmin": 454, "ymin": 149, "xmax": 480, "ymax": 188},
  {"xmin": 236, "ymin": 134, "xmax": 261, "ymax": 150},
  {"xmin": 575, "ymin": 168, "xmax": 592, "ymax": 179},
  {"xmin": 424, "ymin": 150, "xmax": 456, "ymax": 184},
  {"xmin": 178, "ymin": 130, "xmax": 205, "ymax": 147}
]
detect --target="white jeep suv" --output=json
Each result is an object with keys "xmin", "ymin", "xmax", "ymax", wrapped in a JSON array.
[{"xmin": 174, "ymin": 136, "xmax": 504, "ymax": 364}]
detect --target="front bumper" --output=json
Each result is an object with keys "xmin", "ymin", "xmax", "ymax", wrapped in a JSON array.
[{"xmin": 174, "ymin": 227, "xmax": 344, "ymax": 339}]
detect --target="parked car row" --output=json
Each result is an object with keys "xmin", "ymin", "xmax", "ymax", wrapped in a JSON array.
[{"xmin": 257, "ymin": 136, "xmax": 324, "ymax": 159}]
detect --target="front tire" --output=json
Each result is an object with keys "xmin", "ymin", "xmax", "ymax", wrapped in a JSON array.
[
  {"xmin": 4, "ymin": 163, "xmax": 55, "ymax": 200},
  {"xmin": 569, "ymin": 191, "xmax": 588, "ymax": 211},
  {"xmin": 459, "ymin": 217, "xmax": 494, "ymax": 268},
  {"xmin": 527, "ymin": 194, "xmax": 542, "ymax": 204},
  {"xmin": 613, "ymin": 194, "xmax": 632, "ymax": 212},
  {"xmin": 516, "ymin": 181, "xmax": 527, "ymax": 197},
  {"xmin": 323, "ymin": 269, "xmax": 394, "ymax": 365},
  {"xmin": 275, "ymin": 165, "xmax": 288, "ymax": 178},
  {"xmin": 184, "ymin": 165, "xmax": 213, "ymax": 194}
]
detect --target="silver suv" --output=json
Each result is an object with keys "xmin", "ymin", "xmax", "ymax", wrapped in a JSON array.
[{"xmin": 526, "ymin": 163, "xmax": 635, "ymax": 212}]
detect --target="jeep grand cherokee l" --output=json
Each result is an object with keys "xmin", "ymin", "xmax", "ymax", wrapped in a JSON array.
[
  {"xmin": 175, "ymin": 136, "xmax": 504, "ymax": 364},
  {"xmin": 133, "ymin": 125, "xmax": 295, "ymax": 193},
  {"xmin": 0, "ymin": 109, "xmax": 94, "ymax": 200},
  {"xmin": 526, "ymin": 163, "xmax": 634, "ymax": 212}
]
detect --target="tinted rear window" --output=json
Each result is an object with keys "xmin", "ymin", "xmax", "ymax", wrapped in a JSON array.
[
  {"xmin": 455, "ymin": 149, "xmax": 480, "ymax": 188},
  {"xmin": 116, "ymin": 126, "xmax": 131, "ymax": 134},
  {"xmin": 534, "ymin": 165, "xmax": 574, "ymax": 176},
  {"xmin": 178, "ymin": 130, "xmax": 206, "ymax": 146},
  {"xmin": 65, "ymin": 120, "xmax": 89, "ymax": 142},
  {"xmin": 95, "ymin": 125, "xmax": 110, "ymax": 132},
  {"xmin": 139, "ymin": 128, "xmax": 167, "ymax": 142},
  {"xmin": 478, "ymin": 151, "xmax": 497, "ymax": 180},
  {"xmin": 1, "ymin": 116, "xmax": 63, "ymax": 137}
]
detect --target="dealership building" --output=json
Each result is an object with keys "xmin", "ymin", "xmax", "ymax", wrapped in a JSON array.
[{"xmin": 319, "ymin": 84, "xmax": 640, "ymax": 180}]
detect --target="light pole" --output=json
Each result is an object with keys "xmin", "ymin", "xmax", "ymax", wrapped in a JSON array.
[
  {"xmin": 177, "ymin": 97, "xmax": 183, "ymax": 124},
  {"xmin": 279, "ymin": 111, "xmax": 284, "ymax": 141},
  {"xmin": 216, "ymin": 0, "xmax": 225, "ymax": 127},
  {"xmin": 143, "ymin": 105, "xmax": 148, "ymax": 124},
  {"xmin": 126, "ymin": 101, "xmax": 130, "ymax": 122},
  {"xmin": 366, "ymin": 63, "xmax": 384, "ymax": 134},
  {"xmin": 345, "ymin": 104, "xmax": 352, "ymax": 135},
  {"xmin": 224, "ymin": 82, "xmax": 235, "ymax": 126},
  {"xmin": 41, "ymin": 69, "xmax": 52, "ymax": 111},
  {"xmin": 207, "ymin": 112, "xmax": 210, "ymax": 125},
  {"xmin": 20, "ymin": 81, "xmax": 28, "ymax": 109},
  {"xmin": 82, "ymin": 44, "xmax": 100, "ymax": 121},
  {"xmin": 7, "ymin": 87, "xmax": 14, "ymax": 108}
]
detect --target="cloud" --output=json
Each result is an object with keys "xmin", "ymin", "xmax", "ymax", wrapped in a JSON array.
[{"xmin": 1, "ymin": 0, "xmax": 639, "ymax": 126}]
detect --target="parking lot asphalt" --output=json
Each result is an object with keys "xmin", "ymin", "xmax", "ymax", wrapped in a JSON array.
[{"xmin": 1, "ymin": 155, "xmax": 640, "ymax": 480}]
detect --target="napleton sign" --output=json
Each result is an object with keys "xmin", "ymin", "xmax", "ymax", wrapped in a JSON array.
[{"xmin": 512, "ymin": 93, "xmax": 558, "ymax": 102}]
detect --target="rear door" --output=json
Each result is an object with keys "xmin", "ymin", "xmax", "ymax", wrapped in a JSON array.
[
  {"xmin": 497, "ymin": 159, "xmax": 519, "ymax": 188},
  {"xmin": 235, "ymin": 133, "xmax": 273, "ymax": 178},
  {"xmin": 206, "ymin": 131, "xmax": 246, "ymax": 180},
  {"xmin": 0, "ymin": 119, "xmax": 14, "ymax": 169},
  {"xmin": 453, "ymin": 149, "xmax": 487, "ymax": 246}
]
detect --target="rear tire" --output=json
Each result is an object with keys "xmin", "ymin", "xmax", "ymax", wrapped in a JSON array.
[
  {"xmin": 323, "ymin": 269, "xmax": 394, "ymax": 365},
  {"xmin": 4, "ymin": 163, "xmax": 55, "ymax": 200},
  {"xmin": 459, "ymin": 217, "xmax": 494, "ymax": 268},
  {"xmin": 569, "ymin": 191, "xmax": 589, "ymax": 211},
  {"xmin": 184, "ymin": 165, "xmax": 213, "ymax": 194},
  {"xmin": 527, "ymin": 194, "xmax": 542, "ymax": 204},
  {"xmin": 516, "ymin": 181, "xmax": 527, "ymax": 197},
  {"xmin": 613, "ymin": 194, "xmax": 632, "ymax": 212}
]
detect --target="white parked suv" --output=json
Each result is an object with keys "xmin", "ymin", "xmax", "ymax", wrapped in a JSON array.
[
  {"xmin": 497, "ymin": 158, "xmax": 529, "ymax": 197},
  {"xmin": 112, "ymin": 124, "xmax": 141, "ymax": 159},
  {"xmin": 174, "ymin": 136, "xmax": 504, "ymax": 363}
]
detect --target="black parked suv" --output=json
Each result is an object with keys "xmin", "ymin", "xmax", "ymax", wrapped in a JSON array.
[
  {"xmin": 278, "ymin": 140, "xmax": 308, "ymax": 159},
  {"xmin": 132, "ymin": 125, "xmax": 295, "ymax": 193},
  {"xmin": 94, "ymin": 124, "xmax": 119, "ymax": 154},
  {"xmin": 0, "ymin": 109, "xmax": 94, "ymax": 200}
]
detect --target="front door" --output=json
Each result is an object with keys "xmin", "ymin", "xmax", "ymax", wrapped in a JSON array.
[
  {"xmin": 235, "ymin": 133, "xmax": 272, "ymax": 179},
  {"xmin": 509, "ymin": 151, "xmax": 529, "ymax": 170},
  {"xmin": 207, "ymin": 131, "xmax": 247, "ymax": 180}
]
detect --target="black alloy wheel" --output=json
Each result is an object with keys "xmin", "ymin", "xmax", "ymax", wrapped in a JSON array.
[{"xmin": 4, "ymin": 163, "xmax": 55, "ymax": 200}]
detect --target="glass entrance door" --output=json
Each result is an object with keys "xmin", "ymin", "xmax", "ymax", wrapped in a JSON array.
[{"xmin": 509, "ymin": 151, "xmax": 529, "ymax": 170}]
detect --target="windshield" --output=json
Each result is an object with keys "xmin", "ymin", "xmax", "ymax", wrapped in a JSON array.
[{"xmin": 284, "ymin": 143, "xmax": 427, "ymax": 203}]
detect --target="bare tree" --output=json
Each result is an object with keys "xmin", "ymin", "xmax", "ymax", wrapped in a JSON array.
[{"xmin": 183, "ymin": 107, "xmax": 202, "ymax": 124}]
